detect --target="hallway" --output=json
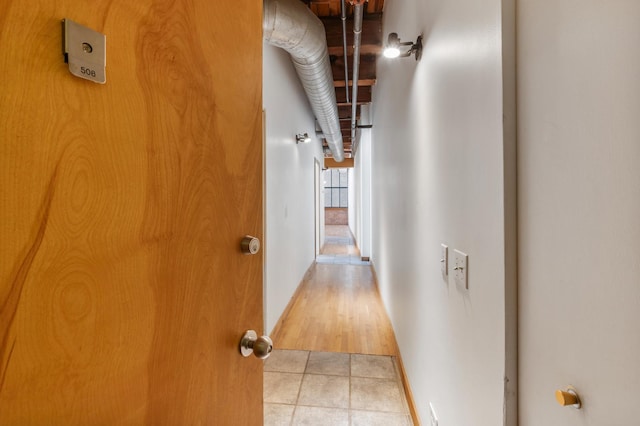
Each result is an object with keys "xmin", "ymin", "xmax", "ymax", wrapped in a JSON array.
[
  {"xmin": 270, "ymin": 225, "xmax": 398, "ymax": 356},
  {"xmin": 264, "ymin": 225, "xmax": 412, "ymax": 425}
]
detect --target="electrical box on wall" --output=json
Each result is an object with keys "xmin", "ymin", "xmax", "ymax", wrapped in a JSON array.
[
  {"xmin": 453, "ymin": 249, "xmax": 468, "ymax": 289},
  {"xmin": 440, "ymin": 244, "xmax": 448, "ymax": 279}
]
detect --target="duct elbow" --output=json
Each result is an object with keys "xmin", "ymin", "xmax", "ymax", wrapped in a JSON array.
[{"xmin": 263, "ymin": 0, "xmax": 345, "ymax": 162}]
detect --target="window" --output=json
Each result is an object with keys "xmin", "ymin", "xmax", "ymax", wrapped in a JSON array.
[{"xmin": 324, "ymin": 168, "xmax": 348, "ymax": 208}]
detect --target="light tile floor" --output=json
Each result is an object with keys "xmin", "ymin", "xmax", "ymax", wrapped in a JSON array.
[
  {"xmin": 315, "ymin": 253, "xmax": 370, "ymax": 266},
  {"xmin": 264, "ymin": 350, "xmax": 413, "ymax": 426},
  {"xmin": 316, "ymin": 228, "xmax": 370, "ymax": 266}
]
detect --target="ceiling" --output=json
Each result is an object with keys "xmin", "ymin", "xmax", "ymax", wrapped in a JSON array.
[{"xmin": 301, "ymin": 0, "xmax": 384, "ymax": 158}]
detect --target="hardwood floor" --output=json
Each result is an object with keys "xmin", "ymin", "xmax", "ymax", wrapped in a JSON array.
[{"xmin": 270, "ymin": 226, "xmax": 399, "ymax": 356}]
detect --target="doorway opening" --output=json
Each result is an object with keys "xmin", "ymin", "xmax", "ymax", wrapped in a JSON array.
[{"xmin": 323, "ymin": 167, "xmax": 349, "ymax": 226}]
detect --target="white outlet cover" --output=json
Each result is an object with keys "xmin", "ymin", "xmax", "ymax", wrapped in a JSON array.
[
  {"xmin": 440, "ymin": 244, "xmax": 448, "ymax": 278},
  {"xmin": 429, "ymin": 402, "xmax": 439, "ymax": 426},
  {"xmin": 453, "ymin": 249, "xmax": 468, "ymax": 289}
]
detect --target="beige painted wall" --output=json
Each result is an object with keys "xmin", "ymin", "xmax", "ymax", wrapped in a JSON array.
[
  {"xmin": 371, "ymin": 0, "xmax": 516, "ymax": 423},
  {"xmin": 351, "ymin": 125, "xmax": 372, "ymax": 260},
  {"xmin": 263, "ymin": 43, "xmax": 324, "ymax": 333},
  {"xmin": 518, "ymin": 1, "xmax": 640, "ymax": 424}
]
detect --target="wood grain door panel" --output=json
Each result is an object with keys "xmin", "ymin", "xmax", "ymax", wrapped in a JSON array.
[{"xmin": 0, "ymin": 1, "xmax": 263, "ymax": 424}]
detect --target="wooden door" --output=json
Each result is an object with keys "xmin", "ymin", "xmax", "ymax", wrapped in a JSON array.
[{"xmin": 0, "ymin": 0, "xmax": 264, "ymax": 424}]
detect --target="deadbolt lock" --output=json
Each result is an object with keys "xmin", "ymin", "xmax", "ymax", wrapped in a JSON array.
[{"xmin": 241, "ymin": 235, "xmax": 260, "ymax": 255}]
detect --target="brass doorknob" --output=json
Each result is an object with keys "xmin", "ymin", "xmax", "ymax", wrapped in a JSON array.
[
  {"xmin": 555, "ymin": 387, "xmax": 581, "ymax": 409},
  {"xmin": 240, "ymin": 330, "xmax": 273, "ymax": 359}
]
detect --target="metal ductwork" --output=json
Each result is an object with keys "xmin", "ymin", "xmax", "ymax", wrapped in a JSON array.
[{"xmin": 264, "ymin": 0, "xmax": 345, "ymax": 162}]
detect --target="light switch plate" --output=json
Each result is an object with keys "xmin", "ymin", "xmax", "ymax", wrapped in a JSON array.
[
  {"xmin": 440, "ymin": 244, "xmax": 448, "ymax": 278},
  {"xmin": 453, "ymin": 249, "xmax": 468, "ymax": 289},
  {"xmin": 429, "ymin": 402, "xmax": 439, "ymax": 426}
]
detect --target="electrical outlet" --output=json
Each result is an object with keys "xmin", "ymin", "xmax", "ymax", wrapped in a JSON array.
[
  {"xmin": 440, "ymin": 244, "xmax": 448, "ymax": 278},
  {"xmin": 453, "ymin": 249, "xmax": 468, "ymax": 289},
  {"xmin": 429, "ymin": 402, "xmax": 439, "ymax": 426}
]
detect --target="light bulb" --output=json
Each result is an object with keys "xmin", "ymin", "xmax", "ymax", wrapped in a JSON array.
[{"xmin": 383, "ymin": 46, "xmax": 401, "ymax": 58}]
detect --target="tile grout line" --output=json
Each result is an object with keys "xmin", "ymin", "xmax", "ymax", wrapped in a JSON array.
[
  {"xmin": 265, "ymin": 351, "xmax": 413, "ymax": 424},
  {"xmin": 290, "ymin": 351, "xmax": 311, "ymax": 425},
  {"xmin": 291, "ymin": 351, "xmax": 311, "ymax": 426}
]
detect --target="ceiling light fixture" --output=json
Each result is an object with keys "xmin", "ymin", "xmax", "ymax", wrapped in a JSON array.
[
  {"xmin": 383, "ymin": 32, "xmax": 423, "ymax": 61},
  {"xmin": 296, "ymin": 133, "xmax": 311, "ymax": 144}
]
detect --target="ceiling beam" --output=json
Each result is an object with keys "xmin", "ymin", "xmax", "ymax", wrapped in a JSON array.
[
  {"xmin": 331, "ymin": 54, "xmax": 377, "ymax": 81},
  {"xmin": 335, "ymin": 86, "xmax": 371, "ymax": 103},
  {"xmin": 334, "ymin": 79, "xmax": 376, "ymax": 87},
  {"xmin": 321, "ymin": 15, "xmax": 382, "ymax": 49},
  {"xmin": 337, "ymin": 102, "xmax": 369, "ymax": 107},
  {"xmin": 328, "ymin": 45, "xmax": 381, "ymax": 56},
  {"xmin": 305, "ymin": 0, "xmax": 385, "ymax": 18},
  {"xmin": 338, "ymin": 104, "xmax": 359, "ymax": 118}
]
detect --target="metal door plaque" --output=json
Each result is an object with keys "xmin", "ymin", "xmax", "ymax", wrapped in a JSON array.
[{"xmin": 63, "ymin": 19, "xmax": 106, "ymax": 84}]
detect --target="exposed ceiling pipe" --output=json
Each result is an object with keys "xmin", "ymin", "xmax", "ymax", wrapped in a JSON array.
[
  {"xmin": 352, "ymin": 103, "xmax": 370, "ymax": 157},
  {"xmin": 340, "ymin": 0, "xmax": 350, "ymax": 103},
  {"xmin": 264, "ymin": 0, "xmax": 345, "ymax": 162},
  {"xmin": 350, "ymin": 1, "xmax": 364, "ymax": 144}
]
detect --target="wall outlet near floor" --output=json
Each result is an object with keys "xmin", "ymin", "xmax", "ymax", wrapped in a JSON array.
[
  {"xmin": 440, "ymin": 244, "xmax": 448, "ymax": 279},
  {"xmin": 429, "ymin": 402, "xmax": 439, "ymax": 426}
]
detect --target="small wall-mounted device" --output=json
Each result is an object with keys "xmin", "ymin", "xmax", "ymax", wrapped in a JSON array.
[
  {"xmin": 440, "ymin": 244, "xmax": 448, "ymax": 279},
  {"xmin": 453, "ymin": 249, "xmax": 468, "ymax": 289},
  {"xmin": 63, "ymin": 19, "xmax": 106, "ymax": 84}
]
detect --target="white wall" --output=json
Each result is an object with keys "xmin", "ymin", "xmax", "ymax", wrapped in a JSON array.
[
  {"xmin": 518, "ymin": 1, "xmax": 640, "ymax": 424},
  {"xmin": 351, "ymin": 129, "xmax": 372, "ymax": 259},
  {"xmin": 263, "ymin": 43, "xmax": 324, "ymax": 334},
  {"xmin": 371, "ymin": 0, "xmax": 515, "ymax": 424},
  {"xmin": 351, "ymin": 155, "xmax": 360, "ymax": 244}
]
